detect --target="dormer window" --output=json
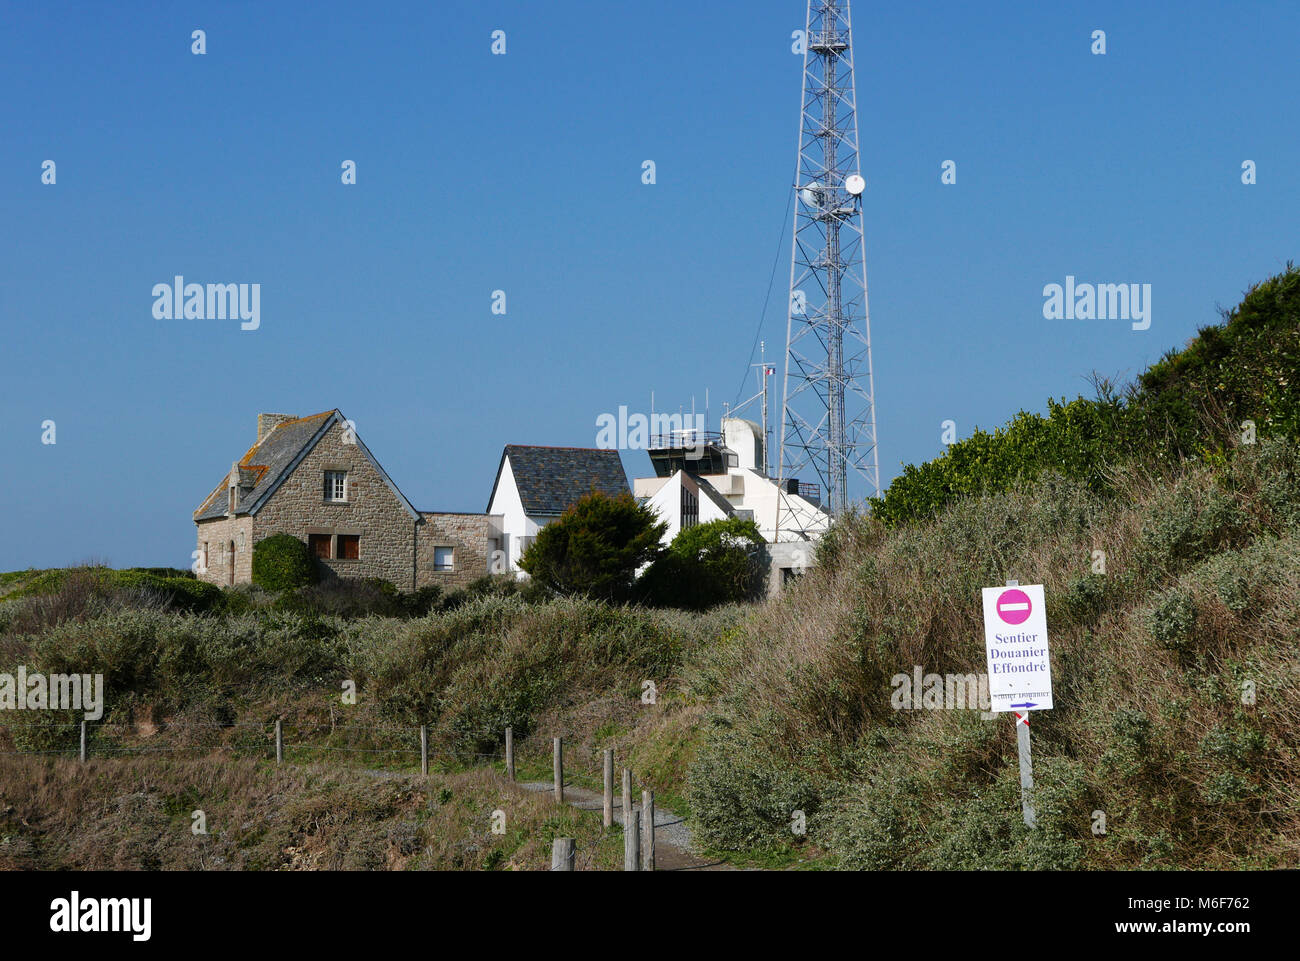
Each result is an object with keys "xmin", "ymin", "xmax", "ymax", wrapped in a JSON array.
[{"xmin": 324, "ymin": 471, "xmax": 348, "ymax": 502}]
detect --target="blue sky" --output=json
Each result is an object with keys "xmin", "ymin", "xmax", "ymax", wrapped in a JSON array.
[{"xmin": 1, "ymin": 0, "xmax": 1296, "ymax": 570}]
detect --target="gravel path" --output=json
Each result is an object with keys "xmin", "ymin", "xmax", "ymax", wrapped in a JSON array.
[{"xmin": 519, "ymin": 780, "xmax": 733, "ymax": 871}]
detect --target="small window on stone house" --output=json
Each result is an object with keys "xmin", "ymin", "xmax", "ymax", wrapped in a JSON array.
[
  {"xmin": 433, "ymin": 546, "xmax": 454, "ymax": 571},
  {"xmin": 337, "ymin": 535, "xmax": 360, "ymax": 560},
  {"xmin": 308, "ymin": 534, "xmax": 332, "ymax": 559},
  {"xmin": 324, "ymin": 471, "xmax": 347, "ymax": 502}
]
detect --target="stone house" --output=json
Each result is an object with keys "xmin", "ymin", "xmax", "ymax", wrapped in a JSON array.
[{"xmin": 193, "ymin": 411, "xmax": 502, "ymax": 591}]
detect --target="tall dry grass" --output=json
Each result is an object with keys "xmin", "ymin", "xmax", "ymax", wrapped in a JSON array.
[
  {"xmin": 685, "ymin": 439, "xmax": 1300, "ymax": 868},
  {"xmin": 0, "ymin": 756, "xmax": 620, "ymax": 870}
]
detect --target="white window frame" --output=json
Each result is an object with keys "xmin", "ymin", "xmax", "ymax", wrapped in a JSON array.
[
  {"xmin": 324, "ymin": 470, "xmax": 348, "ymax": 503},
  {"xmin": 433, "ymin": 546, "xmax": 455, "ymax": 571}
]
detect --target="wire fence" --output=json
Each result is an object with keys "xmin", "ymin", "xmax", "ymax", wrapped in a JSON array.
[
  {"xmin": 0, "ymin": 720, "xmax": 621, "ymax": 775},
  {"xmin": 0, "ymin": 719, "xmax": 657, "ymax": 870},
  {"xmin": 0, "ymin": 719, "xmax": 509, "ymax": 766}
]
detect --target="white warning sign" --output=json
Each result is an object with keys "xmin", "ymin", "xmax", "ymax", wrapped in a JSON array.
[{"xmin": 981, "ymin": 584, "xmax": 1053, "ymax": 712}]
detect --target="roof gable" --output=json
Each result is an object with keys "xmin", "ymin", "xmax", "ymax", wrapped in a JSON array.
[
  {"xmin": 194, "ymin": 410, "xmax": 418, "ymax": 522},
  {"xmin": 488, "ymin": 445, "xmax": 628, "ymax": 516},
  {"xmin": 693, "ymin": 475, "xmax": 738, "ymax": 517}
]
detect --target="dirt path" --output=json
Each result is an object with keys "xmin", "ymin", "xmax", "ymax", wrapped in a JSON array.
[{"xmin": 518, "ymin": 780, "xmax": 734, "ymax": 871}]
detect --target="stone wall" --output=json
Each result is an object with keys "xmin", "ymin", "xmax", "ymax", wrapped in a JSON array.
[
  {"xmin": 251, "ymin": 421, "xmax": 418, "ymax": 589},
  {"xmin": 416, "ymin": 512, "xmax": 495, "ymax": 591},
  {"xmin": 764, "ymin": 540, "xmax": 817, "ymax": 598},
  {"xmin": 194, "ymin": 515, "xmax": 254, "ymax": 586},
  {"xmin": 192, "ymin": 416, "xmax": 510, "ymax": 592}
]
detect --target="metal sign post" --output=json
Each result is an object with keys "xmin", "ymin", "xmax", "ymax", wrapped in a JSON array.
[
  {"xmin": 983, "ymin": 578, "xmax": 1051, "ymax": 829},
  {"xmin": 1015, "ymin": 707, "xmax": 1036, "ymax": 828},
  {"xmin": 1007, "ymin": 579, "xmax": 1035, "ymax": 828}
]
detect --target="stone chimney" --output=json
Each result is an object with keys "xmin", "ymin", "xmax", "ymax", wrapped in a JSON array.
[
  {"xmin": 258, "ymin": 413, "xmax": 296, "ymax": 443},
  {"xmin": 227, "ymin": 461, "xmax": 240, "ymax": 515}
]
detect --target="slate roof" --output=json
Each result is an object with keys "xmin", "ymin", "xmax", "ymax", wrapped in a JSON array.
[
  {"xmin": 194, "ymin": 412, "xmax": 337, "ymax": 521},
  {"xmin": 489, "ymin": 445, "xmax": 629, "ymax": 516},
  {"xmin": 194, "ymin": 410, "xmax": 419, "ymax": 523}
]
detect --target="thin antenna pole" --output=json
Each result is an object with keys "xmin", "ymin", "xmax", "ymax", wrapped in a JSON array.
[{"xmin": 761, "ymin": 342, "xmax": 770, "ymax": 477}]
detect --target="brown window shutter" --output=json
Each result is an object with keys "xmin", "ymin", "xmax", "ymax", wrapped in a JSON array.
[{"xmin": 309, "ymin": 534, "xmax": 331, "ymax": 559}]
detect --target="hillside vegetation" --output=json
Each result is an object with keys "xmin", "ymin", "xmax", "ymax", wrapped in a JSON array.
[
  {"xmin": 686, "ymin": 444, "xmax": 1300, "ymax": 867},
  {"xmin": 2, "ymin": 266, "xmax": 1297, "ymax": 869},
  {"xmin": 870, "ymin": 264, "xmax": 1300, "ymax": 526},
  {"xmin": 0, "ymin": 758, "xmax": 620, "ymax": 870}
]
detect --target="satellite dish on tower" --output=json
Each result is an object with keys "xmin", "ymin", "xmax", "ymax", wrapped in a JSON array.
[
  {"xmin": 845, "ymin": 173, "xmax": 866, "ymax": 196},
  {"xmin": 799, "ymin": 181, "xmax": 826, "ymax": 208}
]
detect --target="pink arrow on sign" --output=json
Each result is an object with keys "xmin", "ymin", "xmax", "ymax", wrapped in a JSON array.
[{"xmin": 996, "ymin": 588, "xmax": 1032, "ymax": 625}]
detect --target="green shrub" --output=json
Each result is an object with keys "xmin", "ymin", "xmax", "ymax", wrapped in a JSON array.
[
  {"xmin": 870, "ymin": 396, "xmax": 1124, "ymax": 526},
  {"xmin": 1147, "ymin": 589, "xmax": 1198, "ymax": 652},
  {"xmin": 870, "ymin": 264, "xmax": 1300, "ymax": 526},
  {"xmin": 125, "ymin": 567, "xmax": 196, "ymax": 580},
  {"xmin": 688, "ymin": 729, "xmax": 821, "ymax": 852},
  {"xmin": 519, "ymin": 492, "xmax": 666, "ymax": 602},
  {"xmin": 438, "ymin": 574, "xmax": 545, "ymax": 611},
  {"xmin": 1132, "ymin": 483, "xmax": 1244, "ymax": 582},
  {"xmin": 110, "ymin": 571, "xmax": 221, "ymax": 613},
  {"xmin": 251, "ymin": 533, "xmax": 318, "ymax": 592},
  {"xmin": 1059, "ymin": 572, "xmax": 1110, "ymax": 625},
  {"xmin": 640, "ymin": 517, "xmax": 768, "ymax": 610}
]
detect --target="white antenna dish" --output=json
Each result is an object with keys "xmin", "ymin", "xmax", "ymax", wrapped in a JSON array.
[
  {"xmin": 845, "ymin": 173, "xmax": 866, "ymax": 196},
  {"xmin": 799, "ymin": 181, "xmax": 825, "ymax": 208}
]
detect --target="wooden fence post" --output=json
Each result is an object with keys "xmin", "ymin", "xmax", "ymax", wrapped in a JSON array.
[
  {"xmin": 79, "ymin": 720, "xmax": 87, "ymax": 763},
  {"xmin": 553, "ymin": 737, "xmax": 563, "ymax": 804},
  {"xmin": 505, "ymin": 726, "xmax": 515, "ymax": 781},
  {"xmin": 602, "ymin": 749, "xmax": 614, "ymax": 829},
  {"xmin": 621, "ymin": 767, "xmax": 632, "ymax": 829},
  {"xmin": 624, "ymin": 809, "xmax": 640, "ymax": 871},
  {"xmin": 420, "ymin": 724, "xmax": 428, "ymax": 776},
  {"xmin": 275, "ymin": 720, "xmax": 283, "ymax": 764},
  {"xmin": 551, "ymin": 837, "xmax": 575, "ymax": 871},
  {"xmin": 641, "ymin": 789, "xmax": 655, "ymax": 871}
]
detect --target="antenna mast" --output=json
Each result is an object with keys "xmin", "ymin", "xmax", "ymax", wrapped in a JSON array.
[{"xmin": 777, "ymin": 0, "xmax": 880, "ymax": 517}]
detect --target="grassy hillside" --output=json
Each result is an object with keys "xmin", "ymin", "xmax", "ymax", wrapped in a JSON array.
[
  {"xmin": 4, "ymin": 445, "xmax": 1294, "ymax": 870},
  {"xmin": 0, "ymin": 758, "xmax": 620, "ymax": 870},
  {"xmin": 682, "ymin": 443, "xmax": 1300, "ymax": 868},
  {"xmin": 2, "ymin": 267, "xmax": 1297, "ymax": 870}
]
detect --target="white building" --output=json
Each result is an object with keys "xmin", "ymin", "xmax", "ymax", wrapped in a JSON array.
[
  {"xmin": 486, "ymin": 444, "xmax": 630, "ymax": 574},
  {"xmin": 632, "ymin": 416, "xmax": 831, "ymax": 593}
]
